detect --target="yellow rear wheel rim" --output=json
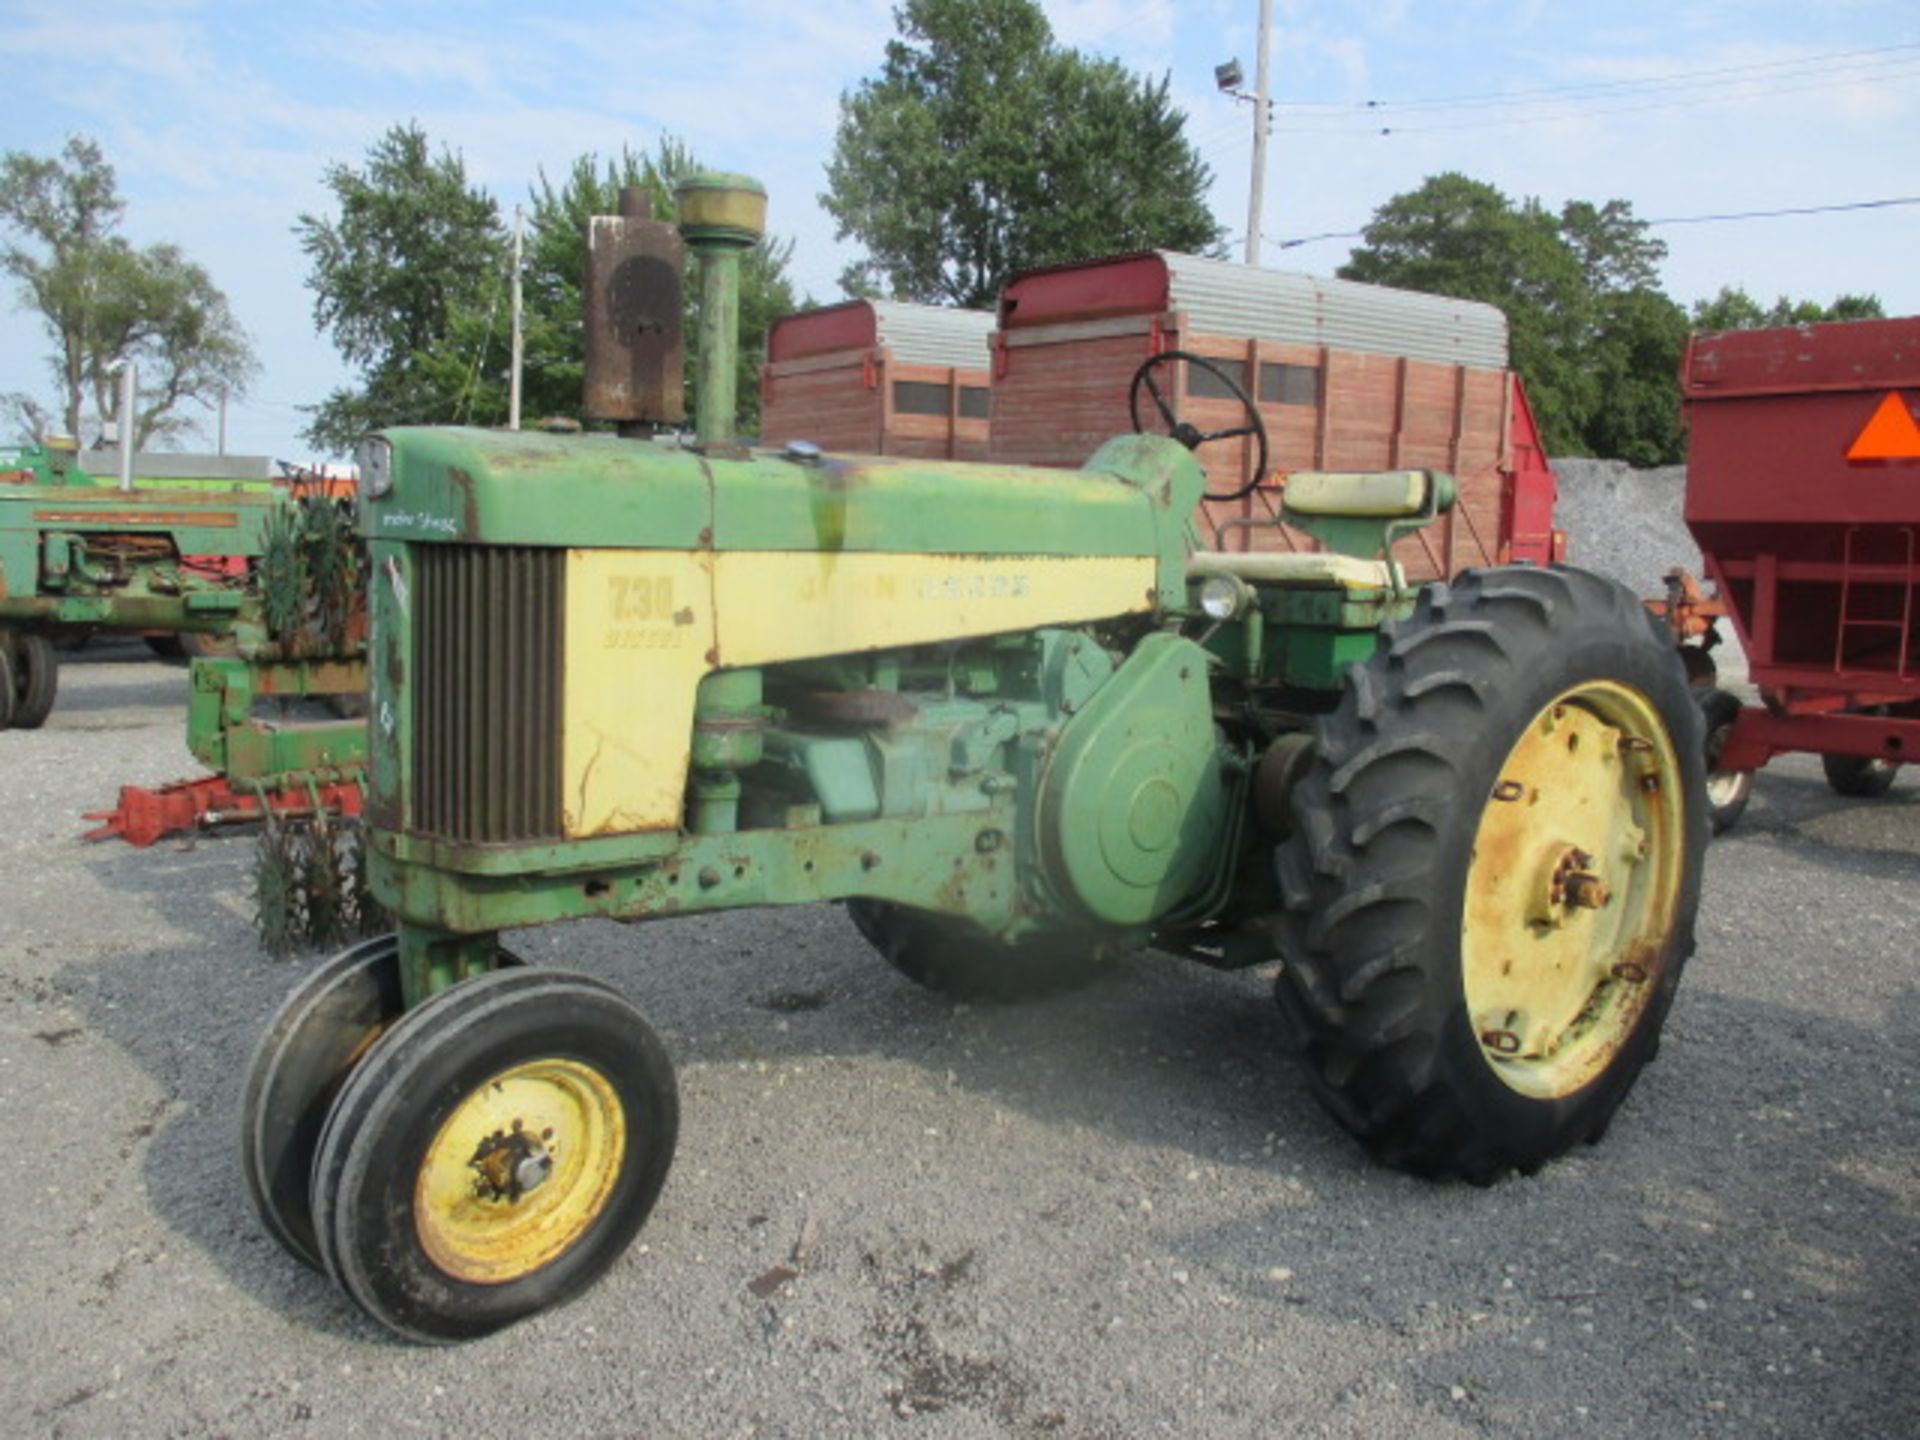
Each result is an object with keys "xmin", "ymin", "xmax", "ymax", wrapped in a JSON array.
[
  {"xmin": 414, "ymin": 1058, "xmax": 626, "ymax": 1285},
  {"xmin": 1462, "ymin": 681, "xmax": 1685, "ymax": 1100}
]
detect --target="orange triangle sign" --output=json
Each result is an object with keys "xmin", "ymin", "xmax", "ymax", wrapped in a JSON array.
[{"xmin": 1847, "ymin": 391, "xmax": 1920, "ymax": 461}]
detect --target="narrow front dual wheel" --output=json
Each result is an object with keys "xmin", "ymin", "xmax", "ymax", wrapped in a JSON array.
[
  {"xmin": 1276, "ymin": 566, "xmax": 1708, "ymax": 1182},
  {"xmin": 243, "ymin": 955, "xmax": 678, "ymax": 1343}
]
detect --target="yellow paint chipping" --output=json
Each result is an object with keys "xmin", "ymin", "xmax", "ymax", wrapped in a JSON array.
[{"xmin": 563, "ymin": 549, "xmax": 715, "ymax": 838}]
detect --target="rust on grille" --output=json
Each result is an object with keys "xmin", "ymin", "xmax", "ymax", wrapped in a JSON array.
[{"xmin": 412, "ymin": 545, "xmax": 564, "ymax": 843}]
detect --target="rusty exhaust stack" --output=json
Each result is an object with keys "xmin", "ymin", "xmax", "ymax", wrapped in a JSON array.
[{"xmin": 673, "ymin": 173, "xmax": 766, "ymax": 452}]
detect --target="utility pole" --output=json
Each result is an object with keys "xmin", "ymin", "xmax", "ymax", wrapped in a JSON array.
[
  {"xmin": 114, "ymin": 360, "xmax": 136, "ymax": 492},
  {"xmin": 1245, "ymin": 0, "xmax": 1273, "ymax": 266},
  {"xmin": 509, "ymin": 204, "xmax": 525, "ymax": 431},
  {"xmin": 217, "ymin": 386, "xmax": 229, "ymax": 456}
]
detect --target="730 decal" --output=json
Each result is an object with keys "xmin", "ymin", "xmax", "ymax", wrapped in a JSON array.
[
  {"xmin": 604, "ymin": 574, "xmax": 690, "ymax": 649},
  {"xmin": 608, "ymin": 574, "xmax": 675, "ymax": 622}
]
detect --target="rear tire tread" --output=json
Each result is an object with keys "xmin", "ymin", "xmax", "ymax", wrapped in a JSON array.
[{"xmin": 1274, "ymin": 565, "xmax": 1707, "ymax": 1182}]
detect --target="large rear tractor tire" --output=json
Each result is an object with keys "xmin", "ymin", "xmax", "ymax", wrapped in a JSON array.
[
  {"xmin": 1275, "ymin": 566, "xmax": 1708, "ymax": 1182},
  {"xmin": 309, "ymin": 967, "xmax": 678, "ymax": 1343},
  {"xmin": 847, "ymin": 900, "xmax": 1121, "ymax": 1002}
]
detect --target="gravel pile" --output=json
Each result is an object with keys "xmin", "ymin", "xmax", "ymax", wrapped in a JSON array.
[
  {"xmin": 1552, "ymin": 459, "xmax": 1697, "ymax": 599},
  {"xmin": 1553, "ymin": 457, "xmax": 1747, "ymax": 681}
]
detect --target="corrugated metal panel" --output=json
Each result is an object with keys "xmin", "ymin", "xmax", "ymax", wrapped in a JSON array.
[
  {"xmin": 1161, "ymin": 253, "xmax": 1509, "ymax": 370},
  {"xmin": 869, "ymin": 301, "xmax": 995, "ymax": 372}
]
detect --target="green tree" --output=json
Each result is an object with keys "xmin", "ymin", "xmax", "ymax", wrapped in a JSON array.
[
  {"xmin": 1556, "ymin": 199, "xmax": 1687, "ymax": 465},
  {"xmin": 1583, "ymin": 288, "xmax": 1690, "ymax": 468},
  {"xmin": 412, "ymin": 139, "xmax": 801, "ymax": 435},
  {"xmin": 1340, "ymin": 173, "xmax": 1596, "ymax": 456},
  {"xmin": 300, "ymin": 130, "xmax": 799, "ymax": 448},
  {"xmin": 513, "ymin": 140, "xmax": 798, "ymax": 431},
  {"xmin": 1, "ymin": 136, "xmax": 256, "ymax": 447},
  {"xmin": 296, "ymin": 123, "xmax": 508, "ymax": 452},
  {"xmin": 1690, "ymin": 285, "xmax": 1884, "ymax": 331},
  {"xmin": 1559, "ymin": 198, "xmax": 1666, "ymax": 294},
  {"xmin": 1341, "ymin": 175, "xmax": 1702, "ymax": 464},
  {"xmin": 824, "ymin": 0, "xmax": 1220, "ymax": 307}
]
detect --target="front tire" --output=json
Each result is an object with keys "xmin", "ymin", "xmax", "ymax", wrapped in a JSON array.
[
  {"xmin": 1274, "ymin": 566, "xmax": 1707, "ymax": 1182},
  {"xmin": 309, "ymin": 968, "xmax": 678, "ymax": 1343},
  {"xmin": 241, "ymin": 935, "xmax": 405, "ymax": 1269},
  {"xmin": 9, "ymin": 633, "xmax": 56, "ymax": 728}
]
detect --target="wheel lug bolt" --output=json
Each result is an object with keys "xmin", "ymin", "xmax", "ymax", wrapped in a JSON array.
[{"xmin": 1564, "ymin": 872, "xmax": 1609, "ymax": 909}]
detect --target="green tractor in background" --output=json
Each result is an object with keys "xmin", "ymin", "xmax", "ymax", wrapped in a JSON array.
[
  {"xmin": 0, "ymin": 441, "xmax": 363, "ymax": 730},
  {"xmin": 242, "ymin": 174, "xmax": 1706, "ymax": 1343}
]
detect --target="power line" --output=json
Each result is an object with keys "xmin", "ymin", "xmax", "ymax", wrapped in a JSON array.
[
  {"xmin": 1267, "ymin": 194, "xmax": 1920, "ymax": 252},
  {"xmin": 1644, "ymin": 195, "xmax": 1920, "ymax": 226},
  {"xmin": 1068, "ymin": 0, "xmax": 1175, "ymax": 58},
  {"xmin": 1272, "ymin": 60, "xmax": 1920, "ymax": 136},
  {"xmin": 1270, "ymin": 40, "xmax": 1920, "ymax": 114}
]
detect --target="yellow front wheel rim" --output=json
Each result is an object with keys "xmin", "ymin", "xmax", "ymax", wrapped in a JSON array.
[
  {"xmin": 414, "ymin": 1058, "xmax": 627, "ymax": 1285},
  {"xmin": 1462, "ymin": 681, "xmax": 1685, "ymax": 1100}
]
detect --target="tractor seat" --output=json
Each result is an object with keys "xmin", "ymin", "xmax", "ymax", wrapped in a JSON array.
[
  {"xmin": 1186, "ymin": 469, "xmax": 1443, "ymax": 591},
  {"xmin": 1188, "ymin": 550, "xmax": 1399, "ymax": 591},
  {"xmin": 1284, "ymin": 469, "xmax": 1431, "ymax": 518}
]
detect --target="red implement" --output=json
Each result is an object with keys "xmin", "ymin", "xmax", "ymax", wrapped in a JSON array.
[
  {"xmin": 1681, "ymin": 316, "xmax": 1920, "ymax": 775},
  {"xmin": 84, "ymin": 774, "xmax": 365, "ymax": 848}
]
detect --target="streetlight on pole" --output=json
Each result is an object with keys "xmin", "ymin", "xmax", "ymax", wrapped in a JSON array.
[{"xmin": 1216, "ymin": 0, "xmax": 1274, "ymax": 266}]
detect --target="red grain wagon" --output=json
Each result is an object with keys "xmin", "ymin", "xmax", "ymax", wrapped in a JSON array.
[
  {"xmin": 761, "ymin": 300, "xmax": 994, "ymax": 460},
  {"xmin": 987, "ymin": 250, "xmax": 1560, "ymax": 581},
  {"xmin": 1677, "ymin": 316, "xmax": 1919, "ymax": 826}
]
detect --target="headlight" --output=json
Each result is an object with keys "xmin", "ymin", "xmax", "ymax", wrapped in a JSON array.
[
  {"xmin": 1198, "ymin": 572, "xmax": 1252, "ymax": 621},
  {"xmin": 355, "ymin": 435, "xmax": 393, "ymax": 498}
]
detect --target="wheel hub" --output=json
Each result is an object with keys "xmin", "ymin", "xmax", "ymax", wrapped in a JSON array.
[
  {"xmin": 1461, "ymin": 683, "xmax": 1685, "ymax": 1100},
  {"xmin": 469, "ymin": 1125, "xmax": 555, "ymax": 1201},
  {"xmin": 414, "ymin": 1058, "xmax": 627, "ymax": 1284}
]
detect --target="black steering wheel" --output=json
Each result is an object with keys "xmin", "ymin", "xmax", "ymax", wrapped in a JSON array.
[{"xmin": 1128, "ymin": 350, "xmax": 1271, "ymax": 502}]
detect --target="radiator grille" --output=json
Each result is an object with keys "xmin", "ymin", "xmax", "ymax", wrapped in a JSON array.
[{"xmin": 411, "ymin": 545, "xmax": 565, "ymax": 843}]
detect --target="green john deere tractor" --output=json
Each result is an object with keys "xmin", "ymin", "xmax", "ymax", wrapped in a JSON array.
[{"xmin": 241, "ymin": 174, "xmax": 1707, "ymax": 1343}]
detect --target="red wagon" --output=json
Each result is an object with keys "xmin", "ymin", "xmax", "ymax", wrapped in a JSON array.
[
  {"xmin": 760, "ymin": 300, "xmax": 994, "ymax": 461},
  {"xmin": 987, "ymin": 250, "xmax": 1562, "ymax": 582},
  {"xmin": 1676, "ymin": 316, "xmax": 1920, "ymax": 827}
]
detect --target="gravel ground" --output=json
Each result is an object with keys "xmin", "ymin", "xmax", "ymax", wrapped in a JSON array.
[{"xmin": 2, "ymin": 642, "xmax": 1915, "ymax": 1439}]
